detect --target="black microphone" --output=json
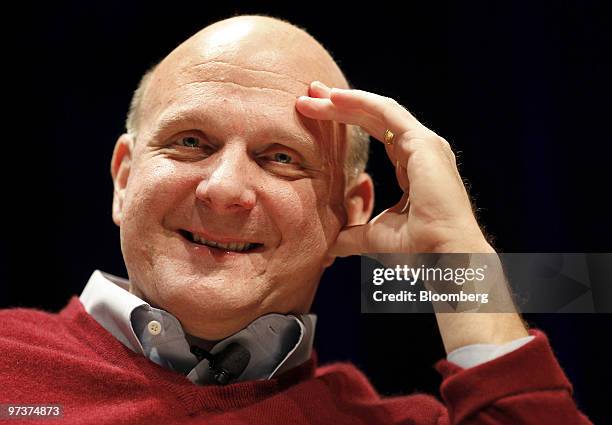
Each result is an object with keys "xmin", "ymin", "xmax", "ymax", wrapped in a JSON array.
[
  {"xmin": 190, "ymin": 342, "xmax": 251, "ymax": 385},
  {"xmin": 209, "ymin": 342, "xmax": 251, "ymax": 385},
  {"xmin": 189, "ymin": 344, "xmax": 214, "ymax": 362}
]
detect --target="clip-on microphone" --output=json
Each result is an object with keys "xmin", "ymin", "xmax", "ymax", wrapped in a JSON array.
[{"xmin": 190, "ymin": 343, "xmax": 251, "ymax": 385}]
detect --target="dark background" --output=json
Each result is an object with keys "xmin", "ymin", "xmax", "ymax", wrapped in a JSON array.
[{"xmin": 1, "ymin": 1, "xmax": 610, "ymax": 423}]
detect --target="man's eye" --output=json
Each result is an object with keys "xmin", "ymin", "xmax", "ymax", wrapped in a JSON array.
[
  {"xmin": 271, "ymin": 153, "xmax": 293, "ymax": 164},
  {"xmin": 180, "ymin": 136, "xmax": 201, "ymax": 148}
]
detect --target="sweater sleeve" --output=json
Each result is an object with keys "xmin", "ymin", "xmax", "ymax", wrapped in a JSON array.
[{"xmin": 434, "ymin": 328, "xmax": 593, "ymax": 425}]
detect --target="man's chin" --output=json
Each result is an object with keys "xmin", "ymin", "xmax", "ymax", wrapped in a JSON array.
[
  {"xmin": 152, "ymin": 275, "xmax": 269, "ymax": 333},
  {"xmin": 173, "ymin": 305, "xmax": 267, "ymax": 340}
]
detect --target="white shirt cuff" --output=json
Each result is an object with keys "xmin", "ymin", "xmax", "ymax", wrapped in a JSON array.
[{"xmin": 447, "ymin": 335, "xmax": 536, "ymax": 368}]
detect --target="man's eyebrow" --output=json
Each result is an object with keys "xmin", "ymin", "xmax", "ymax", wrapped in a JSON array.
[{"xmin": 150, "ymin": 108, "xmax": 319, "ymax": 156}]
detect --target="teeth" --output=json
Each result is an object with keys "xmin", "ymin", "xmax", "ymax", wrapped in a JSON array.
[{"xmin": 191, "ymin": 233, "xmax": 253, "ymax": 252}]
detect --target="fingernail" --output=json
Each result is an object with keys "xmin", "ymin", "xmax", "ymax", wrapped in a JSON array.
[
  {"xmin": 312, "ymin": 80, "xmax": 327, "ymax": 87},
  {"xmin": 298, "ymin": 96, "xmax": 309, "ymax": 101}
]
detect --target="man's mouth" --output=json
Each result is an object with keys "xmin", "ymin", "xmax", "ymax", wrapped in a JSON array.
[{"xmin": 178, "ymin": 230, "xmax": 263, "ymax": 253}]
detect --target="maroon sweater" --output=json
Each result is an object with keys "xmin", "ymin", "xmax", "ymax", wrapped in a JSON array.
[{"xmin": 0, "ymin": 296, "xmax": 592, "ymax": 425}]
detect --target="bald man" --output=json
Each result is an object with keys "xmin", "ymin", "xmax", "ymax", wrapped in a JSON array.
[{"xmin": 0, "ymin": 15, "xmax": 591, "ymax": 425}]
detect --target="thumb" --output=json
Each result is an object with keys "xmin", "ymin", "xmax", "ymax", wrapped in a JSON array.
[{"xmin": 328, "ymin": 224, "xmax": 368, "ymax": 258}]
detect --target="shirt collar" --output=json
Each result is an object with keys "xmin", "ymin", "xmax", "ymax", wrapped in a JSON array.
[{"xmin": 79, "ymin": 270, "xmax": 317, "ymax": 385}]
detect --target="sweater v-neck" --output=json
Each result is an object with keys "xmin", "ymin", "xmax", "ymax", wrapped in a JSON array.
[{"xmin": 59, "ymin": 296, "xmax": 317, "ymax": 416}]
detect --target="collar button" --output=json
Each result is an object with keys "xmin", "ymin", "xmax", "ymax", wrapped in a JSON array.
[{"xmin": 147, "ymin": 320, "xmax": 162, "ymax": 336}]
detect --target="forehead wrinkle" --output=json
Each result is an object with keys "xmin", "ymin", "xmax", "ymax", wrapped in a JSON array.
[
  {"xmin": 184, "ymin": 79, "xmax": 299, "ymax": 98},
  {"xmin": 190, "ymin": 60, "xmax": 312, "ymax": 89},
  {"xmin": 179, "ymin": 59, "xmax": 310, "ymax": 99}
]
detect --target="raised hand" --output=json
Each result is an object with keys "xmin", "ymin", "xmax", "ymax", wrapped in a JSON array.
[{"xmin": 296, "ymin": 81, "xmax": 494, "ymax": 257}]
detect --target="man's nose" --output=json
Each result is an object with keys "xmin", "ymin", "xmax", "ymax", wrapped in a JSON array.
[{"xmin": 195, "ymin": 149, "xmax": 256, "ymax": 214}]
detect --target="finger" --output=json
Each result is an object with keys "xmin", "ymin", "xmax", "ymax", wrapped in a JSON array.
[
  {"xmin": 329, "ymin": 88, "xmax": 421, "ymax": 139},
  {"xmin": 299, "ymin": 84, "xmax": 459, "ymax": 196},
  {"xmin": 298, "ymin": 93, "xmax": 392, "ymax": 144},
  {"xmin": 313, "ymin": 86, "xmax": 430, "ymax": 168},
  {"xmin": 389, "ymin": 191, "xmax": 410, "ymax": 215},
  {"xmin": 296, "ymin": 96, "xmax": 384, "ymax": 142},
  {"xmin": 395, "ymin": 160, "xmax": 410, "ymax": 193},
  {"xmin": 306, "ymin": 82, "xmax": 391, "ymax": 165},
  {"xmin": 439, "ymin": 137, "xmax": 464, "ymax": 185},
  {"xmin": 395, "ymin": 137, "xmax": 469, "ymax": 216},
  {"xmin": 309, "ymin": 80, "xmax": 332, "ymax": 99},
  {"xmin": 328, "ymin": 224, "xmax": 368, "ymax": 258},
  {"xmin": 300, "ymin": 83, "xmax": 385, "ymax": 130}
]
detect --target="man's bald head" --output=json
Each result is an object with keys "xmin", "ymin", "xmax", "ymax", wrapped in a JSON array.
[{"xmin": 125, "ymin": 14, "xmax": 369, "ymax": 182}]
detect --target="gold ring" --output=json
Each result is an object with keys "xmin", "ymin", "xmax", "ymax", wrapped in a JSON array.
[{"xmin": 384, "ymin": 129, "xmax": 395, "ymax": 145}]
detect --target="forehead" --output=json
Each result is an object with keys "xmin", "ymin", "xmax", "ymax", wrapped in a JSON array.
[
  {"xmin": 155, "ymin": 58, "xmax": 309, "ymax": 118},
  {"xmin": 142, "ymin": 58, "xmax": 337, "ymax": 156}
]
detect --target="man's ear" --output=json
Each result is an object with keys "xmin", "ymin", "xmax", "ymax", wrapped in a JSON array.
[
  {"xmin": 111, "ymin": 133, "xmax": 134, "ymax": 226},
  {"xmin": 344, "ymin": 172, "xmax": 375, "ymax": 226},
  {"xmin": 321, "ymin": 172, "xmax": 374, "ymax": 269}
]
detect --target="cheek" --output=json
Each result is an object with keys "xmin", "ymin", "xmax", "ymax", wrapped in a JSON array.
[
  {"xmin": 119, "ymin": 159, "xmax": 197, "ymax": 298},
  {"xmin": 264, "ymin": 178, "xmax": 342, "ymax": 254},
  {"xmin": 124, "ymin": 160, "xmax": 186, "ymax": 221},
  {"xmin": 120, "ymin": 160, "xmax": 188, "ymax": 258}
]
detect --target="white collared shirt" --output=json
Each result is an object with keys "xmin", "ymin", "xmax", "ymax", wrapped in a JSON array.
[{"xmin": 79, "ymin": 270, "xmax": 316, "ymax": 384}]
